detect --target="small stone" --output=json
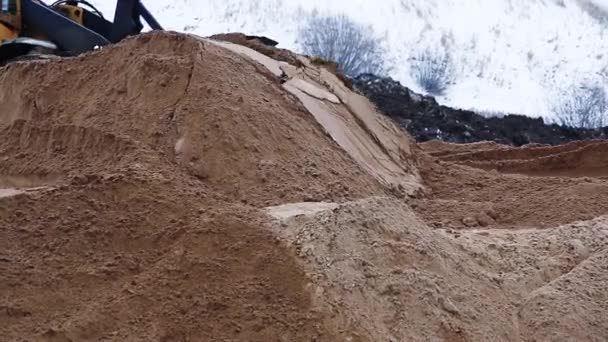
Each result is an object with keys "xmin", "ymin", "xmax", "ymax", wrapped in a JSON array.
[
  {"xmin": 439, "ymin": 297, "xmax": 460, "ymax": 315},
  {"xmin": 568, "ymin": 239, "xmax": 589, "ymax": 260},
  {"xmin": 486, "ymin": 208, "xmax": 500, "ymax": 220},
  {"xmin": 476, "ymin": 214, "xmax": 494, "ymax": 227},
  {"xmin": 462, "ymin": 216, "xmax": 478, "ymax": 227}
]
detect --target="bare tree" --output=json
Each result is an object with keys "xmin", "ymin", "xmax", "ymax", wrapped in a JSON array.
[
  {"xmin": 298, "ymin": 14, "xmax": 387, "ymax": 77},
  {"xmin": 410, "ymin": 48, "xmax": 456, "ymax": 96},
  {"xmin": 552, "ymin": 84, "xmax": 607, "ymax": 128}
]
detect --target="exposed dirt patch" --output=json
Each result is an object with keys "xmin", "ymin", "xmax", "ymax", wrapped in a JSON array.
[
  {"xmin": 413, "ymin": 141, "xmax": 608, "ymax": 229},
  {"xmin": 421, "ymin": 139, "xmax": 608, "ymax": 177}
]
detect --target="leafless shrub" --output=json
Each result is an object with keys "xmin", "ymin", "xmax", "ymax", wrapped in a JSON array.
[
  {"xmin": 298, "ymin": 14, "xmax": 387, "ymax": 77},
  {"xmin": 552, "ymin": 83, "xmax": 607, "ymax": 128},
  {"xmin": 410, "ymin": 48, "xmax": 457, "ymax": 96}
]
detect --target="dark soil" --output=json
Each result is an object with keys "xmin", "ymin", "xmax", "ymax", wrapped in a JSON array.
[{"xmin": 353, "ymin": 74, "xmax": 608, "ymax": 146}]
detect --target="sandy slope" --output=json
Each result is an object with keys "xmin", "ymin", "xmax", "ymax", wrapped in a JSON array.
[
  {"xmin": 266, "ymin": 197, "xmax": 608, "ymax": 341},
  {"xmin": 416, "ymin": 140, "xmax": 608, "ymax": 229},
  {"xmin": 421, "ymin": 139, "xmax": 608, "ymax": 177}
]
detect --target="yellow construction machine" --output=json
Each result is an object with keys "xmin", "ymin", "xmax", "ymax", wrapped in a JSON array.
[{"xmin": 0, "ymin": 0, "xmax": 162, "ymax": 63}]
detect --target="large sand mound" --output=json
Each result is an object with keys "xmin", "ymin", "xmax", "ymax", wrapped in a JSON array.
[
  {"xmin": 1, "ymin": 31, "xmax": 607, "ymax": 341},
  {"xmin": 0, "ymin": 31, "xmax": 418, "ymax": 341},
  {"xmin": 0, "ymin": 32, "xmax": 420, "ymax": 207}
]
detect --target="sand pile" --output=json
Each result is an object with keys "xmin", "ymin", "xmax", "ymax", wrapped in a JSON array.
[
  {"xmin": 266, "ymin": 197, "xmax": 608, "ymax": 341},
  {"xmin": 1, "ymin": 30, "xmax": 608, "ymax": 341},
  {"xmin": 0, "ymin": 31, "xmax": 419, "ymax": 341},
  {"xmin": 0, "ymin": 32, "xmax": 420, "ymax": 207}
]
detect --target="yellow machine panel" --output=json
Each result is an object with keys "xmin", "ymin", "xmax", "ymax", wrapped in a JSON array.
[
  {"xmin": 0, "ymin": 22, "xmax": 17, "ymax": 42},
  {"xmin": 0, "ymin": 0, "xmax": 21, "ymax": 43}
]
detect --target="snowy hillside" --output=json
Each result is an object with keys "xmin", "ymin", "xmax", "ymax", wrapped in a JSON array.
[{"xmin": 85, "ymin": 0, "xmax": 608, "ymax": 120}]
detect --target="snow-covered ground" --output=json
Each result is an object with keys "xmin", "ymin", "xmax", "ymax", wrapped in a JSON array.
[{"xmin": 75, "ymin": 0, "xmax": 608, "ymax": 120}]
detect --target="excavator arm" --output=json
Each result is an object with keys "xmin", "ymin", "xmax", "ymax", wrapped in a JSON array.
[
  {"xmin": 21, "ymin": 0, "xmax": 110, "ymax": 54},
  {"xmin": 0, "ymin": 0, "xmax": 163, "ymax": 63}
]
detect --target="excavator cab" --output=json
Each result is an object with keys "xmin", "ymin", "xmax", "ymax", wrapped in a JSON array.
[{"xmin": 0, "ymin": 0, "xmax": 163, "ymax": 63}]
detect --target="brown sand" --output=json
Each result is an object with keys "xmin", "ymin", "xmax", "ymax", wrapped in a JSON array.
[
  {"xmin": 1, "ymin": 181, "xmax": 346, "ymax": 341},
  {"xmin": 416, "ymin": 140, "xmax": 608, "ymax": 229},
  {"xmin": 266, "ymin": 197, "xmax": 608, "ymax": 341},
  {"xmin": 421, "ymin": 139, "xmax": 608, "ymax": 177},
  {"xmin": 0, "ymin": 32, "xmax": 395, "ymax": 207},
  {"xmin": 1, "ymin": 31, "xmax": 608, "ymax": 341}
]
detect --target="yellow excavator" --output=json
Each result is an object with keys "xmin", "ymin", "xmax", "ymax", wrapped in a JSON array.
[{"xmin": 0, "ymin": 0, "xmax": 163, "ymax": 63}]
